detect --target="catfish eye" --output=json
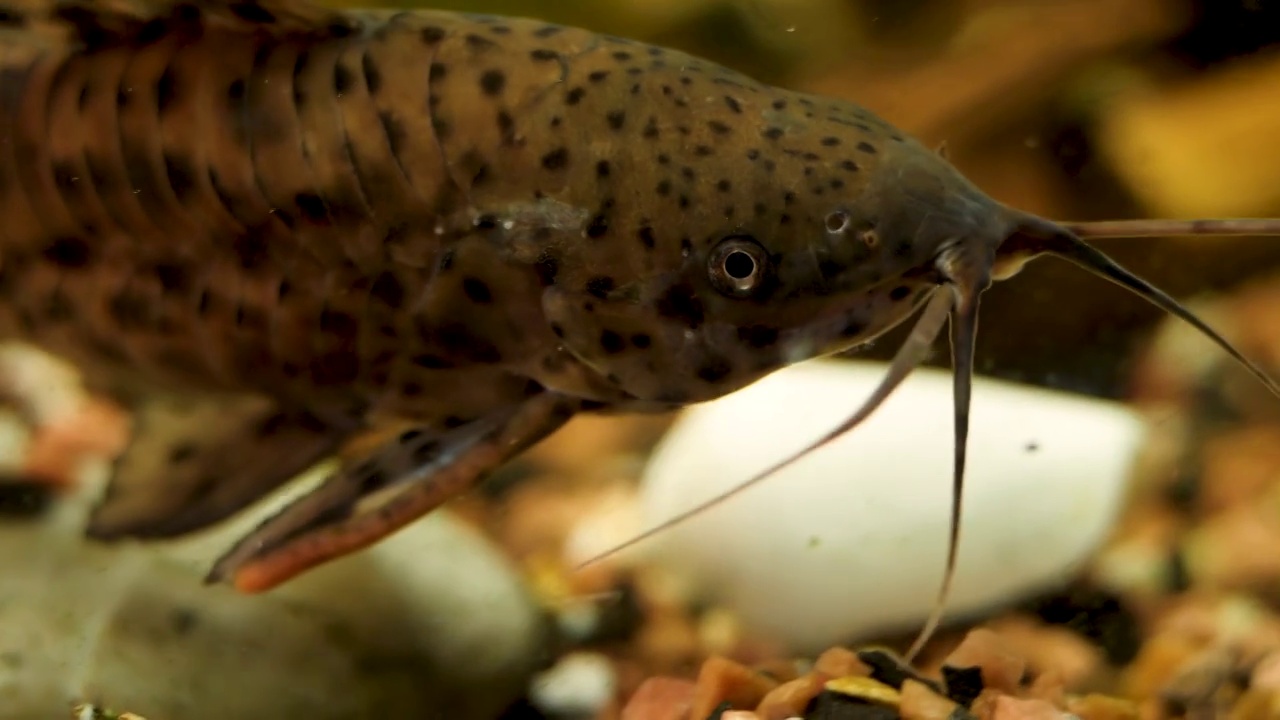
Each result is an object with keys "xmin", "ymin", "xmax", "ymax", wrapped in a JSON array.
[{"xmin": 708, "ymin": 235, "xmax": 768, "ymax": 297}]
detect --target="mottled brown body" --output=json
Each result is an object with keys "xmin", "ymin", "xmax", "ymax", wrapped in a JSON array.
[
  {"xmin": 1, "ymin": 0, "xmax": 1277, "ymax": 649},
  {"xmin": 0, "ymin": 4, "xmax": 976, "ymax": 413}
]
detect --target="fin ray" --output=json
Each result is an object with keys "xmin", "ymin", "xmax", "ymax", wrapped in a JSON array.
[{"xmin": 86, "ymin": 391, "xmax": 353, "ymax": 539}]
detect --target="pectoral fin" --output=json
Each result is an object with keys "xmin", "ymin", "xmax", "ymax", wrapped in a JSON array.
[
  {"xmin": 207, "ymin": 392, "xmax": 580, "ymax": 593},
  {"xmin": 85, "ymin": 393, "xmax": 354, "ymax": 540}
]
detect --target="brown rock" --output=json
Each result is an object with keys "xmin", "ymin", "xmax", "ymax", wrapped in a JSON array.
[
  {"xmin": 1065, "ymin": 694, "xmax": 1140, "ymax": 720},
  {"xmin": 621, "ymin": 677, "xmax": 697, "ymax": 720},
  {"xmin": 813, "ymin": 647, "xmax": 872, "ymax": 680},
  {"xmin": 756, "ymin": 674, "xmax": 826, "ymax": 720},
  {"xmin": 945, "ymin": 628, "xmax": 1028, "ymax": 695},
  {"xmin": 899, "ymin": 678, "xmax": 962, "ymax": 720},
  {"xmin": 689, "ymin": 655, "xmax": 780, "ymax": 720},
  {"xmin": 992, "ymin": 696, "xmax": 1064, "ymax": 720}
]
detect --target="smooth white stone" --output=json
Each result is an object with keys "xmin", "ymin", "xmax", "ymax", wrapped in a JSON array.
[{"xmin": 633, "ymin": 359, "xmax": 1146, "ymax": 654}]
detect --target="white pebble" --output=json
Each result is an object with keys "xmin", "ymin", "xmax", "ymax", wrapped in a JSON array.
[
  {"xmin": 529, "ymin": 652, "xmax": 617, "ymax": 717},
  {"xmin": 633, "ymin": 359, "xmax": 1146, "ymax": 653}
]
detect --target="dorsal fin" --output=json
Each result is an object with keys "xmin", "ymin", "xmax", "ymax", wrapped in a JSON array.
[{"xmin": 0, "ymin": 0, "xmax": 365, "ymax": 51}]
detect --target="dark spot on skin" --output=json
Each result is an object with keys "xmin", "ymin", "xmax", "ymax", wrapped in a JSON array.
[
  {"xmin": 840, "ymin": 320, "xmax": 866, "ymax": 337},
  {"xmin": 295, "ymin": 192, "xmax": 326, "ymax": 221},
  {"xmin": 889, "ymin": 285, "xmax": 912, "ymax": 301},
  {"xmin": 656, "ymin": 283, "xmax": 704, "ymax": 328},
  {"xmin": 822, "ymin": 259, "xmax": 850, "ymax": 283},
  {"xmin": 42, "ymin": 237, "xmax": 92, "ymax": 268},
  {"xmin": 588, "ymin": 70, "xmax": 609, "ymax": 82},
  {"xmin": 596, "ymin": 160, "xmax": 611, "ymax": 178},
  {"xmin": 716, "ymin": 179, "xmax": 731, "ymax": 192},
  {"xmin": 535, "ymin": 253, "xmax": 559, "ymax": 286},
  {"xmin": 229, "ymin": 2, "xmax": 275, "ymax": 23},
  {"xmin": 631, "ymin": 333, "xmax": 651, "ymax": 349},
  {"xmin": 530, "ymin": 48, "xmax": 558, "ymax": 61},
  {"xmin": 355, "ymin": 463, "xmax": 388, "ymax": 493},
  {"xmin": 428, "ymin": 62, "xmax": 447, "ymax": 81},
  {"xmin": 534, "ymin": 24, "xmax": 563, "ymax": 38},
  {"xmin": 606, "ymin": 110, "xmax": 625, "ymax": 130},
  {"xmin": 694, "ymin": 145, "xmax": 713, "ymax": 157},
  {"xmin": 421, "ymin": 25, "xmax": 446, "ymax": 44},
  {"xmin": 565, "ymin": 87, "xmax": 585, "ymax": 104},
  {"xmin": 586, "ymin": 276, "xmax": 614, "ymax": 299},
  {"xmin": 541, "ymin": 147, "xmax": 568, "ymax": 170},
  {"xmin": 361, "ymin": 53, "xmax": 382, "ymax": 94},
  {"xmin": 412, "ymin": 354, "xmax": 454, "ymax": 369},
  {"xmin": 708, "ymin": 120, "xmax": 730, "ymax": 135},
  {"xmin": 310, "ymin": 351, "xmax": 359, "ymax": 385},
  {"xmin": 462, "ymin": 277, "xmax": 493, "ymax": 303},
  {"xmin": 380, "ymin": 112, "xmax": 406, "ymax": 156},
  {"xmin": 370, "ymin": 271, "xmax": 404, "ymax": 308},
  {"xmin": 232, "ymin": 233, "xmax": 269, "ymax": 271},
  {"xmin": 169, "ymin": 443, "xmax": 197, "ymax": 463},
  {"xmin": 465, "ymin": 33, "xmax": 496, "ymax": 50},
  {"xmin": 821, "ymin": 136, "xmax": 840, "ymax": 146},
  {"xmin": 154, "ymin": 263, "xmax": 190, "ymax": 294},
  {"xmin": 550, "ymin": 323, "xmax": 565, "ymax": 338},
  {"xmin": 762, "ymin": 126, "xmax": 784, "ymax": 140},
  {"xmin": 638, "ymin": 226, "xmax": 655, "ymax": 249},
  {"xmin": 320, "ymin": 309, "xmax": 358, "ymax": 340},
  {"xmin": 696, "ymin": 359, "xmax": 732, "ymax": 383},
  {"xmin": 431, "ymin": 322, "xmax": 502, "ymax": 363},
  {"xmin": 156, "ymin": 67, "xmax": 177, "ymax": 113},
  {"xmin": 0, "ymin": 7, "xmax": 26, "ymax": 26},
  {"xmin": 586, "ymin": 214, "xmax": 609, "ymax": 239},
  {"xmin": 737, "ymin": 325, "xmax": 779, "ymax": 348},
  {"xmin": 51, "ymin": 163, "xmax": 78, "ymax": 195},
  {"xmin": 163, "ymin": 153, "xmax": 195, "ymax": 200},
  {"xmin": 479, "ymin": 69, "xmax": 505, "ymax": 96},
  {"xmin": 600, "ymin": 329, "xmax": 625, "ymax": 354},
  {"xmin": 656, "ymin": 180, "xmax": 671, "ymax": 196},
  {"xmin": 496, "ymin": 111, "xmax": 516, "ymax": 145},
  {"xmin": 771, "ymin": 99, "xmax": 787, "ymax": 110},
  {"xmin": 857, "ymin": 141, "xmax": 877, "ymax": 154},
  {"xmin": 226, "ymin": 78, "xmax": 246, "ymax": 104},
  {"xmin": 412, "ymin": 440, "xmax": 441, "ymax": 465},
  {"xmin": 439, "ymin": 250, "xmax": 454, "ymax": 271},
  {"xmin": 333, "ymin": 63, "xmax": 353, "ymax": 94},
  {"xmin": 724, "ymin": 95, "xmax": 742, "ymax": 113}
]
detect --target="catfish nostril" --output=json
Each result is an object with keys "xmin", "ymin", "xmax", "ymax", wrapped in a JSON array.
[{"xmin": 825, "ymin": 211, "xmax": 849, "ymax": 234}]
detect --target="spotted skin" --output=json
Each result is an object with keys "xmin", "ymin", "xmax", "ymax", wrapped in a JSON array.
[{"xmin": 0, "ymin": 1, "xmax": 1276, "ymax": 648}]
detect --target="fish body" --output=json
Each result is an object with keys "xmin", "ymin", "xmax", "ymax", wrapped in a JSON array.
[{"xmin": 0, "ymin": 0, "xmax": 1274, "ymax": 619}]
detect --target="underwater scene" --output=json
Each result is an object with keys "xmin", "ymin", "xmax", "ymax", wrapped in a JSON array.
[{"xmin": 2, "ymin": 0, "xmax": 1280, "ymax": 718}]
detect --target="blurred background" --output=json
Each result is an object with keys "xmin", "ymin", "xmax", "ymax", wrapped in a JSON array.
[{"xmin": 10, "ymin": 0, "xmax": 1280, "ymax": 718}]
